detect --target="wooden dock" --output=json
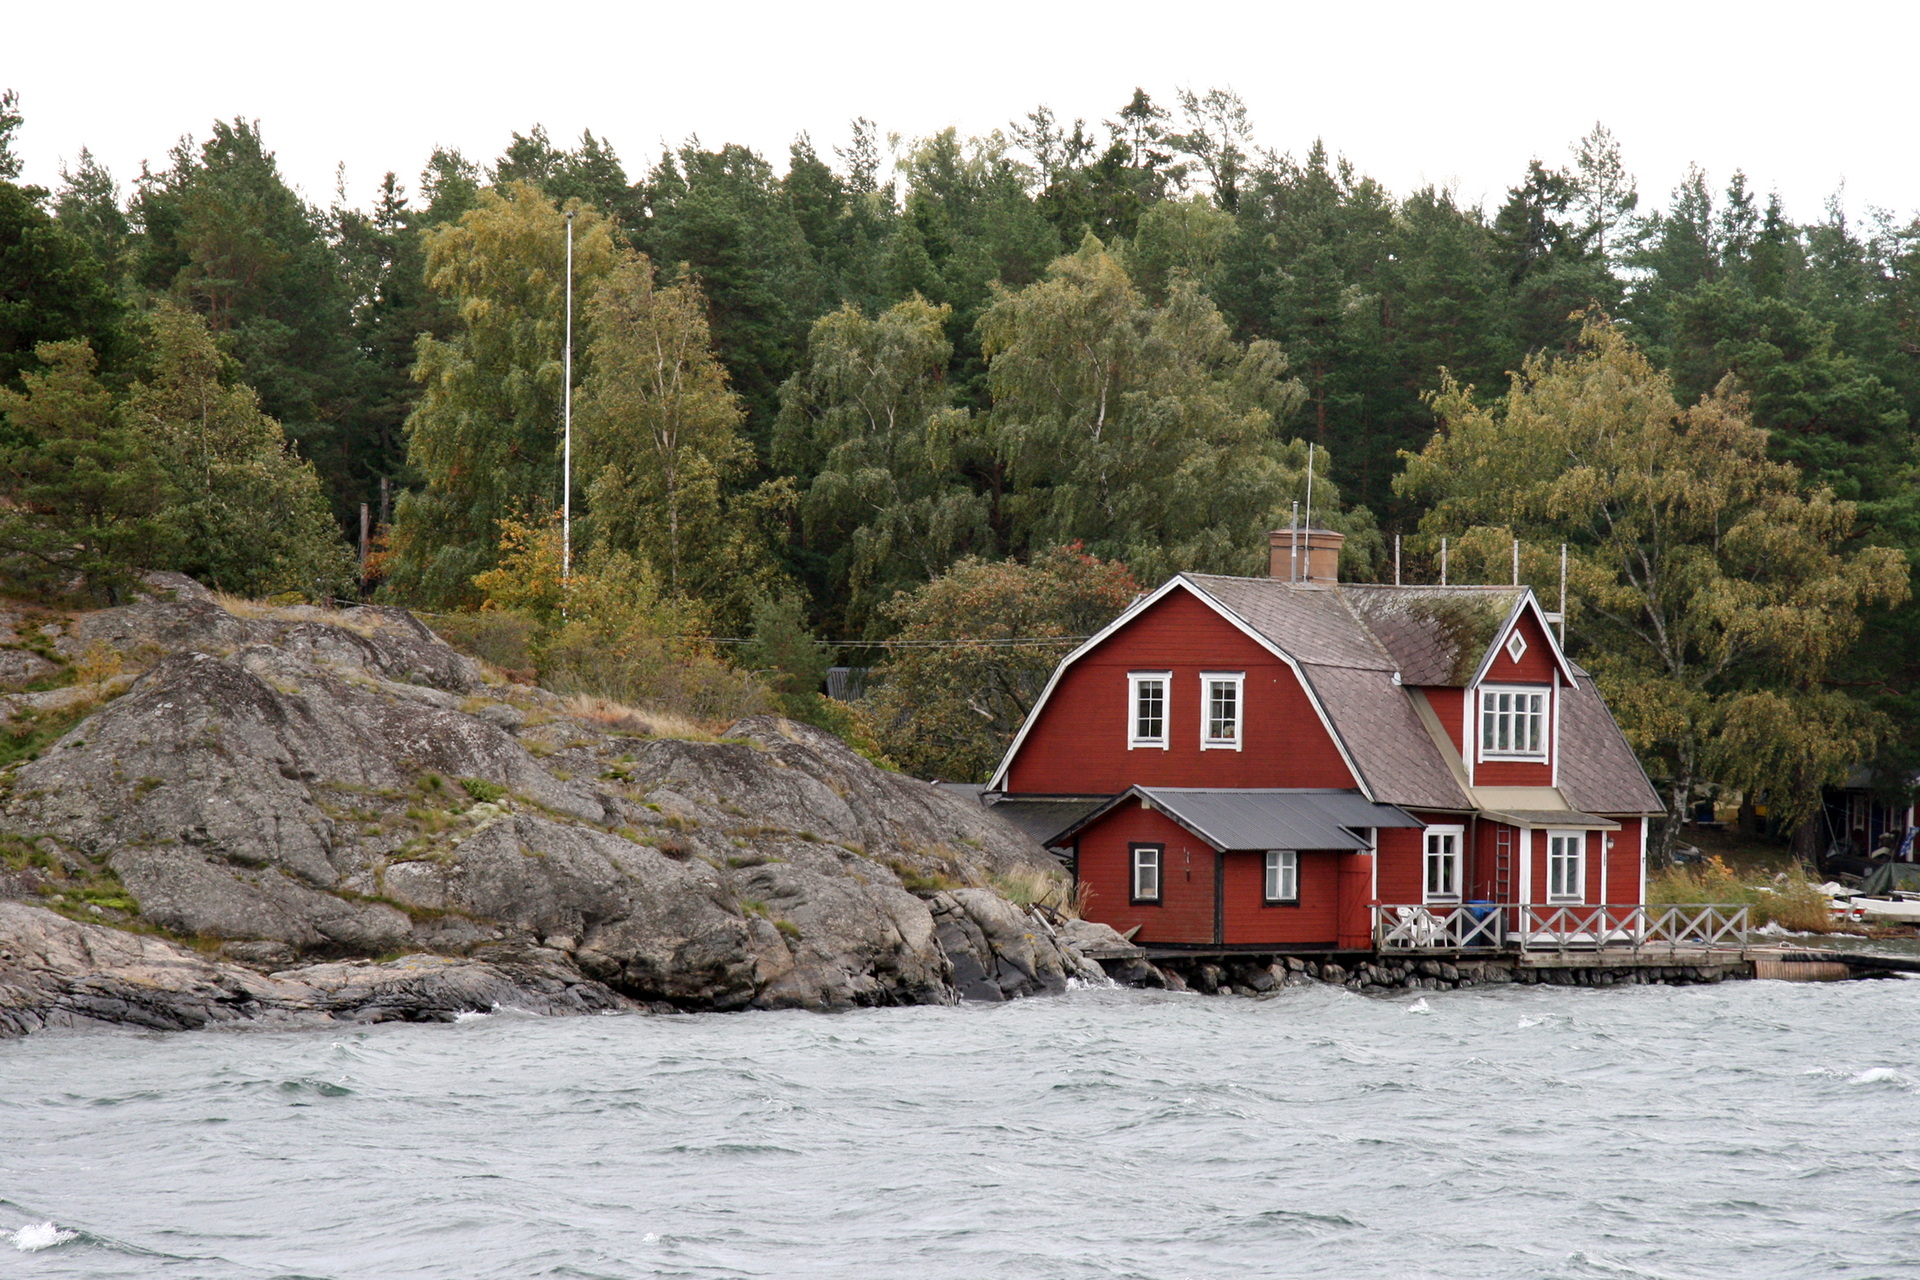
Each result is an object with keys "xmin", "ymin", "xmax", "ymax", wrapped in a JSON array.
[{"xmin": 1116, "ymin": 943, "xmax": 1920, "ymax": 992}]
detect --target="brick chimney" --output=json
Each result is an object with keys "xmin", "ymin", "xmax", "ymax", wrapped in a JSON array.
[{"xmin": 1267, "ymin": 527, "xmax": 1346, "ymax": 582}]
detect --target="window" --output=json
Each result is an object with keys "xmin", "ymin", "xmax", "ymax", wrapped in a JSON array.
[
  {"xmin": 1505, "ymin": 629, "xmax": 1528, "ymax": 664},
  {"xmin": 1264, "ymin": 849, "xmax": 1298, "ymax": 903},
  {"xmin": 1131, "ymin": 844, "xmax": 1163, "ymax": 903},
  {"xmin": 1424, "ymin": 826, "xmax": 1463, "ymax": 903},
  {"xmin": 1480, "ymin": 686, "xmax": 1547, "ymax": 758},
  {"xmin": 1548, "ymin": 831, "xmax": 1585, "ymax": 902},
  {"xmin": 1128, "ymin": 672, "xmax": 1171, "ymax": 749},
  {"xmin": 1201, "ymin": 672, "xmax": 1245, "ymax": 750}
]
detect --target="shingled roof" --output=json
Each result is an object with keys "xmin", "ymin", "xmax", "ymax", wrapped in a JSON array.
[{"xmin": 1177, "ymin": 575, "xmax": 1659, "ymax": 817}]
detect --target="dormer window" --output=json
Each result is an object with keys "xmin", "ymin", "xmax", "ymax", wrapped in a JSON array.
[
  {"xmin": 1505, "ymin": 629, "xmax": 1528, "ymax": 664},
  {"xmin": 1129, "ymin": 672, "xmax": 1171, "ymax": 749},
  {"xmin": 1480, "ymin": 686, "xmax": 1547, "ymax": 758}
]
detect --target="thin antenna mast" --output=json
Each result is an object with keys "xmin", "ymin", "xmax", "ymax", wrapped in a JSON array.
[
  {"xmin": 1440, "ymin": 537, "xmax": 1448, "ymax": 586},
  {"xmin": 563, "ymin": 210, "xmax": 575, "ymax": 596},
  {"xmin": 1302, "ymin": 443, "xmax": 1315, "ymax": 580},
  {"xmin": 1512, "ymin": 537, "xmax": 1519, "ymax": 586},
  {"xmin": 1394, "ymin": 533, "xmax": 1402, "ymax": 587}
]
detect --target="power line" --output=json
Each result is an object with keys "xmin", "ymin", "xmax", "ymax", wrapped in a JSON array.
[{"xmin": 700, "ymin": 635, "xmax": 1093, "ymax": 649}]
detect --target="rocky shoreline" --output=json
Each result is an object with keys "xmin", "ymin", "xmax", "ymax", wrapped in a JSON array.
[
  {"xmin": 0, "ymin": 579, "xmax": 1755, "ymax": 1040},
  {"xmin": 0, "ymin": 577, "xmax": 1138, "ymax": 1036}
]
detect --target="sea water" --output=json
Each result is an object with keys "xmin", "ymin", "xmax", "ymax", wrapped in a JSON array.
[{"xmin": 3, "ymin": 979, "xmax": 1919, "ymax": 1279}]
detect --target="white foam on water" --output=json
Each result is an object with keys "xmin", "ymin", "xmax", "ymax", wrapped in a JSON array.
[
  {"xmin": 454, "ymin": 1010, "xmax": 492, "ymax": 1023},
  {"xmin": 1847, "ymin": 1067, "xmax": 1914, "ymax": 1089},
  {"xmin": 11, "ymin": 1222, "xmax": 77, "ymax": 1252},
  {"xmin": 642, "ymin": 1232, "xmax": 659, "ymax": 1244}
]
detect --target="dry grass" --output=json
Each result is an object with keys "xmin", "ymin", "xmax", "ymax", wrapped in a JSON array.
[
  {"xmin": 212, "ymin": 592, "xmax": 381, "ymax": 637},
  {"xmin": 1648, "ymin": 856, "xmax": 1837, "ymax": 932},
  {"xmin": 564, "ymin": 693, "xmax": 723, "ymax": 742},
  {"xmin": 990, "ymin": 867, "xmax": 1084, "ymax": 919}
]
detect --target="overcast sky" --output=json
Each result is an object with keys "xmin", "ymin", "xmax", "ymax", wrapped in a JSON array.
[{"xmin": 8, "ymin": 0, "xmax": 1916, "ymax": 228}]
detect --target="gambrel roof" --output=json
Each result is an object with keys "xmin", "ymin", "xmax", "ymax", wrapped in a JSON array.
[{"xmin": 990, "ymin": 574, "xmax": 1661, "ymax": 817}]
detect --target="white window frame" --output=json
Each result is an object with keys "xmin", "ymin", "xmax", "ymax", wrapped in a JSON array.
[
  {"xmin": 1131, "ymin": 843, "xmax": 1163, "ymax": 903},
  {"xmin": 1547, "ymin": 830, "xmax": 1585, "ymax": 903},
  {"xmin": 1478, "ymin": 684, "xmax": 1549, "ymax": 760},
  {"xmin": 1424, "ymin": 825, "xmax": 1464, "ymax": 904},
  {"xmin": 1264, "ymin": 849, "xmax": 1298, "ymax": 904},
  {"xmin": 1128, "ymin": 672, "xmax": 1171, "ymax": 750},
  {"xmin": 1200, "ymin": 671, "xmax": 1245, "ymax": 751}
]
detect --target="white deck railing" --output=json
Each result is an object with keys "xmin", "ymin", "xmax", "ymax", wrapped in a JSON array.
[{"xmin": 1373, "ymin": 904, "xmax": 1749, "ymax": 953}]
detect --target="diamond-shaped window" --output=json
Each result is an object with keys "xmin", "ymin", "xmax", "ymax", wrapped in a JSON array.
[{"xmin": 1505, "ymin": 630, "xmax": 1528, "ymax": 664}]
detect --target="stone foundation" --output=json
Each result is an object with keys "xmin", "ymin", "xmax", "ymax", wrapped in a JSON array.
[{"xmin": 1103, "ymin": 953, "xmax": 1753, "ymax": 995}]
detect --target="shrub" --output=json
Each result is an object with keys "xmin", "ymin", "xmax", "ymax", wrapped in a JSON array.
[
  {"xmin": 459, "ymin": 777, "xmax": 507, "ymax": 803},
  {"xmin": 1648, "ymin": 856, "xmax": 1835, "ymax": 932}
]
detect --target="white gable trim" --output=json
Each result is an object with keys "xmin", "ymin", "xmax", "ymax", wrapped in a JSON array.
[
  {"xmin": 986, "ymin": 575, "xmax": 1377, "ymax": 800},
  {"xmin": 1466, "ymin": 591, "xmax": 1580, "ymax": 691}
]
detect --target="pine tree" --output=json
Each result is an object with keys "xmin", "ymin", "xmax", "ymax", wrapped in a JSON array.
[{"xmin": 0, "ymin": 339, "xmax": 174, "ymax": 598}]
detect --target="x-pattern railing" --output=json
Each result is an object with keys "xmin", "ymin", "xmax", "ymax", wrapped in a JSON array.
[{"xmin": 1374, "ymin": 903, "xmax": 1749, "ymax": 953}]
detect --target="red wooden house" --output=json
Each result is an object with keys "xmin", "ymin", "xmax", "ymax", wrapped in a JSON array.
[{"xmin": 985, "ymin": 530, "xmax": 1662, "ymax": 953}]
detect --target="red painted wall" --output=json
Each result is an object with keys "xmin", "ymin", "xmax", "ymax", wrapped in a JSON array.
[
  {"xmin": 1423, "ymin": 687, "xmax": 1466, "ymax": 758},
  {"xmin": 1607, "ymin": 819, "xmax": 1644, "ymax": 905},
  {"xmin": 1337, "ymin": 855, "xmax": 1373, "ymax": 947},
  {"xmin": 1222, "ymin": 849, "xmax": 1342, "ymax": 945},
  {"xmin": 1471, "ymin": 610, "xmax": 1559, "ymax": 787},
  {"xmin": 1377, "ymin": 824, "xmax": 1425, "ymax": 903},
  {"xmin": 1075, "ymin": 804, "xmax": 1217, "ymax": 944},
  {"xmin": 1003, "ymin": 588, "xmax": 1358, "ymax": 794},
  {"xmin": 1484, "ymin": 610, "xmax": 1559, "ymax": 684}
]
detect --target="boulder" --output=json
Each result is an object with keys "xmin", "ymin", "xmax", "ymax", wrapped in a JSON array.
[{"xmin": 0, "ymin": 597, "xmax": 1107, "ymax": 1030}]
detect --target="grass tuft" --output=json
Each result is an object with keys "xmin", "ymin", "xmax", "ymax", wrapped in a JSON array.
[{"xmin": 563, "ymin": 693, "xmax": 722, "ymax": 742}]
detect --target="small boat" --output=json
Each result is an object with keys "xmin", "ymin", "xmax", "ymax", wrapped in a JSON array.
[{"xmin": 1843, "ymin": 897, "xmax": 1920, "ymax": 922}]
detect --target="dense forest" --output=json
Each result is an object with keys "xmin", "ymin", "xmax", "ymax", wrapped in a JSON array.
[{"xmin": 3, "ymin": 85, "xmax": 1917, "ymax": 843}]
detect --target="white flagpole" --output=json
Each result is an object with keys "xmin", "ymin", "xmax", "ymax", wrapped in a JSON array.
[{"xmin": 563, "ymin": 210, "xmax": 574, "ymax": 595}]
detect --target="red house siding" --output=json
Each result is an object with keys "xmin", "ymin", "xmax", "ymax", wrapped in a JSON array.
[
  {"xmin": 1472, "ymin": 611, "xmax": 1560, "ymax": 787},
  {"xmin": 1484, "ymin": 610, "xmax": 1559, "ymax": 684},
  {"xmin": 1004, "ymin": 588, "xmax": 1357, "ymax": 794},
  {"xmin": 1521, "ymin": 823, "xmax": 1645, "ymax": 906},
  {"xmin": 1222, "ymin": 849, "xmax": 1343, "ymax": 946},
  {"xmin": 1075, "ymin": 805, "xmax": 1218, "ymax": 944},
  {"xmin": 1609, "ymin": 819, "xmax": 1643, "ymax": 904},
  {"xmin": 1468, "ymin": 818, "xmax": 1502, "ymax": 903},
  {"xmin": 1423, "ymin": 687, "xmax": 1466, "ymax": 758},
  {"xmin": 1377, "ymin": 824, "xmax": 1426, "ymax": 903}
]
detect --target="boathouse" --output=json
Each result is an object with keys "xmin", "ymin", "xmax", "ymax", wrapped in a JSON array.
[{"xmin": 984, "ymin": 529, "xmax": 1663, "ymax": 953}]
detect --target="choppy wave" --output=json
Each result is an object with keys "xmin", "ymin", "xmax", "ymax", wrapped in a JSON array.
[
  {"xmin": 4, "ymin": 980, "xmax": 1920, "ymax": 1277},
  {"xmin": 11, "ymin": 1222, "xmax": 77, "ymax": 1251}
]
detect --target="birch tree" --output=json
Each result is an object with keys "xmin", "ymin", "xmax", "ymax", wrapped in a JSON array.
[
  {"xmin": 773, "ymin": 296, "xmax": 990, "ymax": 630},
  {"xmin": 1397, "ymin": 317, "xmax": 1909, "ymax": 848},
  {"xmin": 578, "ymin": 255, "xmax": 788, "ymax": 625}
]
